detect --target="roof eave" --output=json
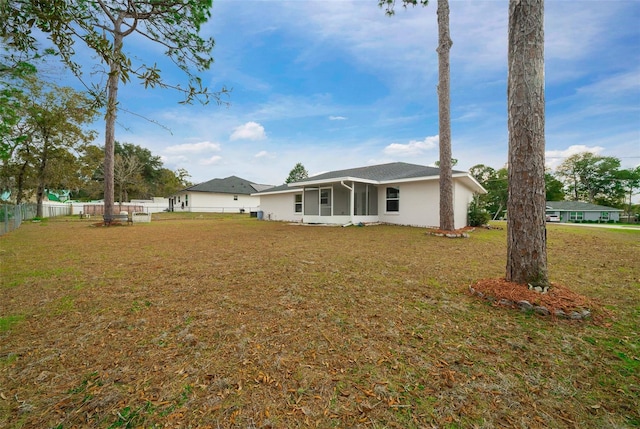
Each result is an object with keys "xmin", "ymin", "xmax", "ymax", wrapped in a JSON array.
[{"xmin": 288, "ymin": 176, "xmax": 379, "ymax": 187}]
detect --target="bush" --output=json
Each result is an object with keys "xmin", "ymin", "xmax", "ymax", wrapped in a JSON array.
[{"xmin": 468, "ymin": 198, "xmax": 490, "ymax": 227}]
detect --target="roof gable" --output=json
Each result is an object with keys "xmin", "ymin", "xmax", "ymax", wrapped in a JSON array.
[{"xmin": 184, "ymin": 176, "xmax": 272, "ymax": 195}]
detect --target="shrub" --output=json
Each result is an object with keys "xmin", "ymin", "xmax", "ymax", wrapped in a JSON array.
[{"xmin": 468, "ymin": 197, "xmax": 490, "ymax": 227}]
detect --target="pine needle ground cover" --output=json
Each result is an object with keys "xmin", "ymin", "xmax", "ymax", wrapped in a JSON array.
[{"xmin": 1, "ymin": 214, "xmax": 638, "ymax": 428}]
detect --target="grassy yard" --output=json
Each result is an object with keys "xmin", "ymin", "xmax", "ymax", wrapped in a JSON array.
[{"xmin": 0, "ymin": 214, "xmax": 638, "ymax": 428}]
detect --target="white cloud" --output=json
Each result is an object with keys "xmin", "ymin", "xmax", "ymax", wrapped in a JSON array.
[
  {"xmin": 160, "ymin": 154, "xmax": 188, "ymax": 164},
  {"xmin": 545, "ymin": 144, "xmax": 604, "ymax": 169},
  {"xmin": 230, "ymin": 121, "xmax": 266, "ymax": 141},
  {"xmin": 254, "ymin": 150, "xmax": 274, "ymax": 159},
  {"xmin": 200, "ymin": 155, "xmax": 223, "ymax": 166},
  {"xmin": 164, "ymin": 141, "xmax": 221, "ymax": 154},
  {"xmin": 384, "ymin": 135, "xmax": 439, "ymax": 156},
  {"xmin": 329, "ymin": 116, "xmax": 348, "ymax": 121}
]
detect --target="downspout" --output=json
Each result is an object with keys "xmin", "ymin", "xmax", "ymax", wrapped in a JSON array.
[{"xmin": 340, "ymin": 180, "xmax": 354, "ymax": 226}]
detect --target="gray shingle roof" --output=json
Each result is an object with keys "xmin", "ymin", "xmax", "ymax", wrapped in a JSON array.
[
  {"xmin": 294, "ymin": 162, "xmax": 463, "ymax": 183},
  {"xmin": 546, "ymin": 201, "xmax": 623, "ymax": 212},
  {"xmin": 254, "ymin": 162, "xmax": 484, "ymax": 195},
  {"xmin": 185, "ymin": 176, "xmax": 273, "ymax": 194}
]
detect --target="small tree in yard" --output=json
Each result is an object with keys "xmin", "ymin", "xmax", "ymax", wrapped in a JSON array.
[
  {"xmin": 467, "ymin": 195, "xmax": 490, "ymax": 227},
  {"xmin": 506, "ymin": 0, "xmax": 548, "ymax": 288},
  {"xmin": 285, "ymin": 162, "xmax": 309, "ymax": 184}
]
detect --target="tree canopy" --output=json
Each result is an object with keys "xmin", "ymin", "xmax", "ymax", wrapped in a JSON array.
[
  {"xmin": 0, "ymin": 76, "xmax": 97, "ymax": 214},
  {"xmin": 1, "ymin": 0, "xmax": 229, "ymax": 216},
  {"xmin": 285, "ymin": 162, "xmax": 309, "ymax": 184},
  {"xmin": 556, "ymin": 152, "xmax": 624, "ymax": 206}
]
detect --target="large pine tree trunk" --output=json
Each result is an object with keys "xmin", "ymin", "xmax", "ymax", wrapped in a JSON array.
[
  {"xmin": 437, "ymin": 0, "xmax": 454, "ymax": 231},
  {"xmin": 103, "ymin": 31, "xmax": 123, "ymax": 217},
  {"xmin": 506, "ymin": 0, "xmax": 549, "ymax": 287}
]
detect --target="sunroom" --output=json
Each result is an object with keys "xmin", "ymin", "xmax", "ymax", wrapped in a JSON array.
[{"xmin": 295, "ymin": 180, "xmax": 380, "ymax": 225}]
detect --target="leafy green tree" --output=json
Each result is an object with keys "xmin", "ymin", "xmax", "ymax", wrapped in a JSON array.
[
  {"xmin": 617, "ymin": 166, "xmax": 640, "ymax": 220},
  {"xmin": 75, "ymin": 142, "xmax": 192, "ymax": 200},
  {"xmin": 556, "ymin": 152, "xmax": 623, "ymax": 205},
  {"xmin": 0, "ymin": 77, "xmax": 97, "ymax": 213},
  {"xmin": 544, "ymin": 172, "xmax": 564, "ymax": 201},
  {"xmin": 115, "ymin": 142, "xmax": 163, "ymax": 198},
  {"xmin": 0, "ymin": 56, "xmax": 38, "ymax": 161},
  {"xmin": 175, "ymin": 168, "xmax": 194, "ymax": 188},
  {"xmin": 380, "ymin": 0, "xmax": 455, "ymax": 231},
  {"xmin": 1, "ymin": 0, "xmax": 229, "ymax": 217},
  {"xmin": 467, "ymin": 195, "xmax": 490, "ymax": 227},
  {"xmin": 285, "ymin": 162, "xmax": 309, "ymax": 184},
  {"xmin": 74, "ymin": 144, "xmax": 105, "ymax": 200},
  {"xmin": 469, "ymin": 164, "xmax": 508, "ymax": 220},
  {"xmin": 154, "ymin": 168, "xmax": 191, "ymax": 197}
]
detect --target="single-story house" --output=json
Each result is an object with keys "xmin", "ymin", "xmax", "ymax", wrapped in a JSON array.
[
  {"xmin": 170, "ymin": 176, "xmax": 273, "ymax": 213},
  {"xmin": 254, "ymin": 162, "xmax": 486, "ymax": 230},
  {"xmin": 545, "ymin": 201, "xmax": 623, "ymax": 223}
]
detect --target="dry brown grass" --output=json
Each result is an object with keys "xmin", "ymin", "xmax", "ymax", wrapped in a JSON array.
[{"xmin": 1, "ymin": 214, "xmax": 638, "ymax": 428}]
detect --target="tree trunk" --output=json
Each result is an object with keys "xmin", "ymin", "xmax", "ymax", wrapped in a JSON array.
[
  {"xmin": 103, "ymin": 30, "xmax": 123, "ymax": 217},
  {"xmin": 506, "ymin": 0, "xmax": 548, "ymax": 287},
  {"xmin": 437, "ymin": 0, "xmax": 454, "ymax": 231},
  {"xmin": 16, "ymin": 156, "xmax": 29, "ymax": 206},
  {"xmin": 35, "ymin": 142, "xmax": 48, "ymax": 218},
  {"xmin": 492, "ymin": 202, "xmax": 503, "ymax": 221}
]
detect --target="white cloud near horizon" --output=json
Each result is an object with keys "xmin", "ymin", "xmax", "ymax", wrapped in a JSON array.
[
  {"xmin": 200, "ymin": 155, "xmax": 223, "ymax": 166},
  {"xmin": 384, "ymin": 135, "xmax": 439, "ymax": 157},
  {"xmin": 545, "ymin": 144, "xmax": 605, "ymax": 169},
  {"xmin": 230, "ymin": 121, "xmax": 267, "ymax": 141},
  {"xmin": 329, "ymin": 116, "xmax": 348, "ymax": 121},
  {"xmin": 254, "ymin": 150, "xmax": 274, "ymax": 159},
  {"xmin": 164, "ymin": 141, "xmax": 221, "ymax": 153}
]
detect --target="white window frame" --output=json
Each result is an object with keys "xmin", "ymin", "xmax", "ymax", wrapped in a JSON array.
[
  {"xmin": 294, "ymin": 194, "xmax": 303, "ymax": 213},
  {"xmin": 386, "ymin": 186, "xmax": 400, "ymax": 213}
]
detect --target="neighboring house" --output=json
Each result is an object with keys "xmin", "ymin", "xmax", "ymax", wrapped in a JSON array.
[
  {"xmin": 170, "ymin": 176, "xmax": 273, "ymax": 213},
  {"xmin": 254, "ymin": 162, "xmax": 486, "ymax": 230},
  {"xmin": 545, "ymin": 201, "xmax": 623, "ymax": 223}
]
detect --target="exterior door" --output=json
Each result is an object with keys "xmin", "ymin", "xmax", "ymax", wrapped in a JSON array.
[{"xmin": 320, "ymin": 188, "xmax": 332, "ymax": 216}]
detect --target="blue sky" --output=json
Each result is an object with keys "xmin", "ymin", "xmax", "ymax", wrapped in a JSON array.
[{"xmin": 49, "ymin": 0, "xmax": 640, "ymax": 186}]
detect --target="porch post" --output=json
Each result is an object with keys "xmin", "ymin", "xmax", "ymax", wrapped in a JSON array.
[{"xmin": 350, "ymin": 183, "xmax": 354, "ymax": 223}]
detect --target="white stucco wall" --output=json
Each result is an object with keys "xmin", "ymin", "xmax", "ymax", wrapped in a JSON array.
[
  {"xmin": 454, "ymin": 182, "xmax": 476, "ymax": 229},
  {"xmin": 377, "ymin": 180, "xmax": 440, "ymax": 228},
  {"xmin": 258, "ymin": 177, "xmax": 477, "ymax": 229},
  {"xmin": 258, "ymin": 191, "xmax": 302, "ymax": 222},
  {"xmin": 174, "ymin": 191, "xmax": 260, "ymax": 212}
]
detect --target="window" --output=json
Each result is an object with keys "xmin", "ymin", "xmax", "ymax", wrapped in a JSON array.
[
  {"xmin": 294, "ymin": 194, "xmax": 302, "ymax": 213},
  {"xmin": 600, "ymin": 211, "xmax": 609, "ymax": 221},
  {"xmin": 569, "ymin": 211, "xmax": 583, "ymax": 221},
  {"xmin": 386, "ymin": 187, "xmax": 399, "ymax": 212},
  {"xmin": 234, "ymin": 195, "xmax": 238, "ymax": 201}
]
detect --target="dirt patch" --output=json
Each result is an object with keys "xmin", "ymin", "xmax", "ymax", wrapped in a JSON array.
[
  {"xmin": 469, "ymin": 278, "xmax": 598, "ymax": 319},
  {"xmin": 426, "ymin": 226, "xmax": 475, "ymax": 238}
]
